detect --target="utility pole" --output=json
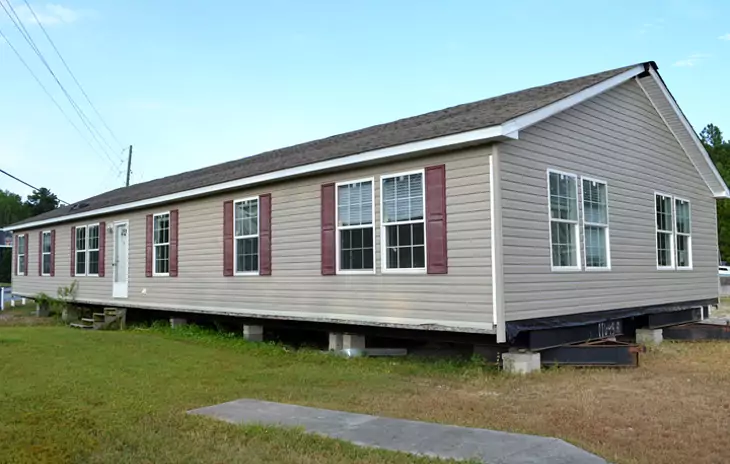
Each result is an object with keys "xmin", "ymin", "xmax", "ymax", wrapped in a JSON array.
[{"xmin": 125, "ymin": 145, "xmax": 133, "ymax": 187}]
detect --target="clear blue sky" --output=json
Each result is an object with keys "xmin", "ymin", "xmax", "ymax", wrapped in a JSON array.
[{"xmin": 1, "ymin": 0, "xmax": 728, "ymax": 203}]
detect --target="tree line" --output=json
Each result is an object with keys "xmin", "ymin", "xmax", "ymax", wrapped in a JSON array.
[{"xmin": 700, "ymin": 124, "xmax": 730, "ymax": 262}]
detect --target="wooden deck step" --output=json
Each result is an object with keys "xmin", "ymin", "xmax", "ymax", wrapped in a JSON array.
[
  {"xmin": 81, "ymin": 318, "xmax": 95, "ymax": 323},
  {"xmin": 69, "ymin": 323, "xmax": 93, "ymax": 329}
]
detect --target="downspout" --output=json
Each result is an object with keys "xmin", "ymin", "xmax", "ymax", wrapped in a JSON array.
[{"xmin": 490, "ymin": 144, "xmax": 507, "ymax": 343}]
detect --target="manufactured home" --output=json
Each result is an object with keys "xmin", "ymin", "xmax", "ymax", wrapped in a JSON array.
[{"xmin": 7, "ymin": 61, "xmax": 727, "ymax": 358}]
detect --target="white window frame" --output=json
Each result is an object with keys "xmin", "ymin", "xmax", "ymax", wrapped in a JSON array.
[
  {"xmin": 380, "ymin": 168, "xmax": 427, "ymax": 274},
  {"xmin": 547, "ymin": 169, "xmax": 581, "ymax": 272},
  {"xmin": 233, "ymin": 197, "xmax": 260, "ymax": 276},
  {"xmin": 87, "ymin": 224, "xmax": 101, "ymax": 277},
  {"xmin": 152, "ymin": 212, "xmax": 171, "ymax": 277},
  {"xmin": 16, "ymin": 233, "xmax": 26, "ymax": 276},
  {"xmin": 655, "ymin": 192, "xmax": 675, "ymax": 271},
  {"xmin": 336, "ymin": 177, "xmax": 376, "ymax": 275},
  {"xmin": 581, "ymin": 177, "xmax": 611, "ymax": 271},
  {"xmin": 674, "ymin": 196, "xmax": 692, "ymax": 270},
  {"xmin": 41, "ymin": 230, "xmax": 52, "ymax": 276},
  {"xmin": 75, "ymin": 225, "xmax": 88, "ymax": 277}
]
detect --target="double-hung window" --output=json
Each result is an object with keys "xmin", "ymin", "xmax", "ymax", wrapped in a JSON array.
[
  {"xmin": 75, "ymin": 224, "xmax": 99, "ymax": 275},
  {"xmin": 381, "ymin": 170, "xmax": 426, "ymax": 271},
  {"xmin": 88, "ymin": 225, "xmax": 100, "ymax": 275},
  {"xmin": 41, "ymin": 231, "xmax": 52, "ymax": 275},
  {"xmin": 17, "ymin": 234, "xmax": 26, "ymax": 275},
  {"xmin": 655, "ymin": 194, "xmax": 674, "ymax": 269},
  {"xmin": 76, "ymin": 226, "xmax": 87, "ymax": 276},
  {"xmin": 675, "ymin": 198, "xmax": 692, "ymax": 269},
  {"xmin": 234, "ymin": 198, "xmax": 259, "ymax": 274},
  {"xmin": 582, "ymin": 178, "xmax": 610, "ymax": 269},
  {"xmin": 153, "ymin": 213, "xmax": 170, "ymax": 275},
  {"xmin": 337, "ymin": 179, "xmax": 374, "ymax": 272},
  {"xmin": 548, "ymin": 171, "xmax": 580, "ymax": 270}
]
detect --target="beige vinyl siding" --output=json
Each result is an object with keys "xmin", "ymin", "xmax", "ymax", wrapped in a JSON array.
[
  {"xmin": 12, "ymin": 146, "xmax": 493, "ymax": 330},
  {"xmin": 500, "ymin": 79, "xmax": 718, "ymax": 321}
]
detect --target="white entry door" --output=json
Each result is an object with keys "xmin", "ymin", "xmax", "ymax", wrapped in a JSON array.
[{"xmin": 113, "ymin": 221, "xmax": 129, "ymax": 298}]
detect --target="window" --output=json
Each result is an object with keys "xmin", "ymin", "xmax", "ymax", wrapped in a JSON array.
[
  {"xmin": 75, "ymin": 224, "xmax": 101, "ymax": 276},
  {"xmin": 17, "ymin": 234, "xmax": 26, "ymax": 275},
  {"xmin": 153, "ymin": 213, "xmax": 170, "ymax": 275},
  {"xmin": 582, "ymin": 178, "xmax": 610, "ymax": 269},
  {"xmin": 234, "ymin": 198, "xmax": 259, "ymax": 273},
  {"xmin": 88, "ymin": 225, "xmax": 100, "ymax": 275},
  {"xmin": 548, "ymin": 171, "xmax": 580, "ymax": 269},
  {"xmin": 655, "ymin": 194, "xmax": 674, "ymax": 269},
  {"xmin": 41, "ymin": 231, "xmax": 52, "ymax": 275},
  {"xmin": 381, "ymin": 171, "xmax": 426, "ymax": 271},
  {"xmin": 675, "ymin": 198, "xmax": 692, "ymax": 269},
  {"xmin": 337, "ymin": 179, "xmax": 374, "ymax": 272},
  {"xmin": 76, "ymin": 226, "xmax": 87, "ymax": 276}
]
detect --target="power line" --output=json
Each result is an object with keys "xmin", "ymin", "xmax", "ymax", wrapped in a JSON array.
[
  {"xmin": 0, "ymin": 0, "xmax": 122, "ymax": 168},
  {"xmin": 0, "ymin": 25, "xmax": 122, "ymax": 175},
  {"xmin": 21, "ymin": 0, "xmax": 125, "ymax": 150},
  {"xmin": 0, "ymin": 0, "xmax": 121, "ymax": 164},
  {"xmin": 0, "ymin": 169, "xmax": 69, "ymax": 205}
]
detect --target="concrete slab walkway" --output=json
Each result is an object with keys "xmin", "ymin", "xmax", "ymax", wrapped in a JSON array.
[{"xmin": 189, "ymin": 399, "xmax": 606, "ymax": 464}]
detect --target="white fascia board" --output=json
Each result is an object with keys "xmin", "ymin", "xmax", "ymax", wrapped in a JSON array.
[
  {"xmin": 10, "ymin": 124, "xmax": 512, "ymax": 230},
  {"xmin": 646, "ymin": 68, "xmax": 730, "ymax": 199},
  {"xmin": 500, "ymin": 65, "xmax": 646, "ymax": 134}
]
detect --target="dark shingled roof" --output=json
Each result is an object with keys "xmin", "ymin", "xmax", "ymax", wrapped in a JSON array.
[{"xmin": 13, "ymin": 63, "xmax": 645, "ymax": 227}]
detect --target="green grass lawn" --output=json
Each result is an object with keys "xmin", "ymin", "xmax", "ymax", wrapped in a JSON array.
[
  {"xmin": 1, "ymin": 317, "xmax": 730, "ymax": 464},
  {"xmin": 0, "ymin": 322, "xmax": 476, "ymax": 464}
]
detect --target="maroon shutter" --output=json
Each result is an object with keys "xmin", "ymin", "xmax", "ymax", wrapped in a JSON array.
[
  {"xmin": 38, "ymin": 231, "xmax": 42, "ymax": 276},
  {"xmin": 23, "ymin": 234, "xmax": 28, "ymax": 275},
  {"xmin": 321, "ymin": 183, "xmax": 336, "ymax": 275},
  {"xmin": 425, "ymin": 164, "xmax": 448, "ymax": 274},
  {"xmin": 169, "ymin": 210, "xmax": 179, "ymax": 277},
  {"xmin": 145, "ymin": 214, "xmax": 153, "ymax": 277},
  {"xmin": 70, "ymin": 227, "xmax": 76, "ymax": 276},
  {"xmin": 50, "ymin": 230, "xmax": 56, "ymax": 277},
  {"xmin": 259, "ymin": 194, "xmax": 272, "ymax": 275},
  {"xmin": 14, "ymin": 235, "xmax": 18, "ymax": 276},
  {"xmin": 98, "ymin": 222, "xmax": 105, "ymax": 277},
  {"xmin": 223, "ymin": 201, "xmax": 234, "ymax": 276}
]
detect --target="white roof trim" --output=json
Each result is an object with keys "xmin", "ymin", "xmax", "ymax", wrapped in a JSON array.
[
  {"xmin": 643, "ymin": 68, "xmax": 730, "ymax": 199},
  {"xmin": 10, "ymin": 124, "xmax": 516, "ymax": 230},
  {"xmin": 500, "ymin": 65, "xmax": 646, "ymax": 134}
]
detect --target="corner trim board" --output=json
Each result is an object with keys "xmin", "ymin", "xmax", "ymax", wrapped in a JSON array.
[{"xmin": 489, "ymin": 145, "xmax": 506, "ymax": 343}]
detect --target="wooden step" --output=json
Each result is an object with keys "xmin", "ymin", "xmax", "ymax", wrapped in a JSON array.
[
  {"xmin": 93, "ymin": 313, "xmax": 106, "ymax": 321},
  {"xmin": 81, "ymin": 318, "xmax": 95, "ymax": 323},
  {"xmin": 69, "ymin": 323, "xmax": 93, "ymax": 329}
]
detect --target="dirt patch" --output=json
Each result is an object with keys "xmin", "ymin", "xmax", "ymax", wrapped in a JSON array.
[{"xmin": 0, "ymin": 305, "xmax": 58, "ymax": 326}]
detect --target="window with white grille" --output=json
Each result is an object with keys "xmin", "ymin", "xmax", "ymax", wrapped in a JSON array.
[
  {"xmin": 381, "ymin": 170, "xmax": 425, "ymax": 271},
  {"xmin": 548, "ymin": 171, "xmax": 580, "ymax": 270},
  {"xmin": 337, "ymin": 179, "xmax": 374, "ymax": 272},
  {"xmin": 582, "ymin": 178, "xmax": 610, "ymax": 269}
]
